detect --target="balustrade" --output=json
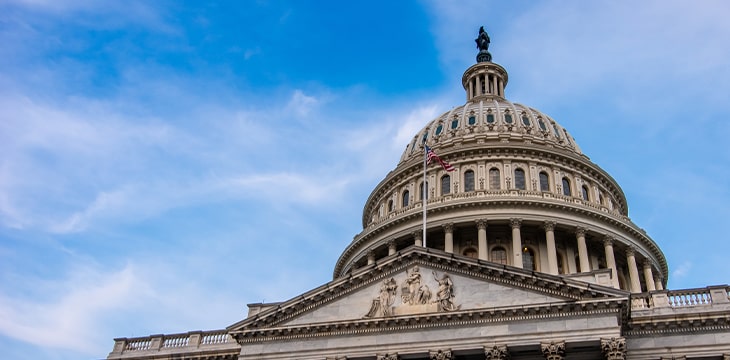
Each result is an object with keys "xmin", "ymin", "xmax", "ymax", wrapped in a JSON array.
[
  {"xmin": 113, "ymin": 329, "xmax": 236, "ymax": 355},
  {"xmin": 630, "ymin": 286, "xmax": 730, "ymax": 311}
]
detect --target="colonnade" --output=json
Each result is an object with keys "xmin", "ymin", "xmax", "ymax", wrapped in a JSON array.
[
  {"xmin": 466, "ymin": 71, "xmax": 505, "ymax": 99},
  {"xmin": 374, "ymin": 218, "xmax": 664, "ymax": 293}
]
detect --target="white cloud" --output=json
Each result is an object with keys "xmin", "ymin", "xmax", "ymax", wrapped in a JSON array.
[
  {"xmin": 286, "ymin": 90, "xmax": 320, "ymax": 117},
  {"xmin": 0, "ymin": 263, "xmax": 149, "ymax": 355},
  {"xmin": 671, "ymin": 261, "xmax": 692, "ymax": 280}
]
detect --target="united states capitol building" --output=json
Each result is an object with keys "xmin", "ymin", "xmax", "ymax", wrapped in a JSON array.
[{"xmin": 107, "ymin": 28, "xmax": 730, "ymax": 360}]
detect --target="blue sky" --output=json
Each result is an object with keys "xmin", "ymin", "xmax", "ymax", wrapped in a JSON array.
[{"xmin": 1, "ymin": 1, "xmax": 729, "ymax": 359}]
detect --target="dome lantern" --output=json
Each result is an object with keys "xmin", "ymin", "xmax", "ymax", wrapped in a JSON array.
[{"xmin": 463, "ymin": 27, "xmax": 508, "ymax": 101}]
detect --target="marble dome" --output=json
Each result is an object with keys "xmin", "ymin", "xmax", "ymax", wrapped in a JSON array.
[{"xmin": 334, "ymin": 35, "xmax": 667, "ymax": 294}]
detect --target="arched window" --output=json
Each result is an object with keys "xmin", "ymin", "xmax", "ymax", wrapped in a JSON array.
[
  {"xmin": 441, "ymin": 175, "xmax": 451, "ymax": 195},
  {"xmin": 522, "ymin": 246, "xmax": 536, "ymax": 270},
  {"xmin": 491, "ymin": 246, "xmax": 507, "ymax": 265},
  {"xmin": 581, "ymin": 185, "xmax": 590, "ymax": 201},
  {"xmin": 489, "ymin": 168, "xmax": 501, "ymax": 189},
  {"xmin": 562, "ymin": 177, "xmax": 572, "ymax": 196},
  {"xmin": 539, "ymin": 172, "xmax": 550, "ymax": 192},
  {"xmin": 462, "ymin": 247, "xmax": 478, "ymax": 259},
  {"xmin": 387, "ymin": 199, "xmax": 393, "ymax": 213},
  {"xmin": 402, "ymin": 190, "xmax": 410, "ymax": 207},
  {"xmin": 419, "ymin": 182, "xmax": 429, "ymax": 200},
  {"xmin": 464, "ymin": 170, "xmax": 475, "ymax": 192},
  {"xmin": 514, "ymin": 168, "xmax": 526, "ymax": 190}
]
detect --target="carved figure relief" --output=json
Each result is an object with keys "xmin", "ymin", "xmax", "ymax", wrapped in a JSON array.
[
  {"xmin": 364, "ymin": 278, "xmax": 398, "ymax": 318},
  {"xmin": 433, "ymin": 272, "xmax": 460, "ymax": 312},
  {"xmin": 365, "ymin": 266, "xmax": 462, "ymax": 318},
  {"xmin": 401, "ymin": 266, "xmax": 432, "ymax": 305}
]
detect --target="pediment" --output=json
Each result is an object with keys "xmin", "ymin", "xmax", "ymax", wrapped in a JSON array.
[{"xmin": 228, "ymin": 247, "xmax": 627, "ymax": 339}]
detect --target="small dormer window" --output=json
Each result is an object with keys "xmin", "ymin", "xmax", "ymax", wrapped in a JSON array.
[
  {"xmin": 435, "ymin": 124, "xmax": 443, "ymax": 135},
  {"xmin": 487, "ymin": 114, "xmax": 495, "ymax": 123},
  {"xmin": 538, "ymin": 118, "xmax": 547, "ymax": 131},
  {"xmin": 451, "ymin": 119, "xmax": 459, "ymax": 129},
  {"xmin": 504, "ymin": 113, "xmax": 513, "ymax": 124},
  {"xmin": 468, "ymin": 115, "xmax": 476, "ymax": 125},
  {"xmin": 552, "ymin": 124, "xmax": 561, "ymax": 138},
  {"xmin": 422, "ymin": 132, "xmax": 429, "ymax": 143}
]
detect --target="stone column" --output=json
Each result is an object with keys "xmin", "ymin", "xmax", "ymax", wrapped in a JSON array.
[
  {"xmin": 484, "ymin": 345, "xmax": 509, "ymax": 360},
  {"xmin": 643, "ymin": 261, "xmax": 656, "ymax": 291},
  {"xmin": 511, "ymin": 218, "xmax": 523, "ymax": 268},
  {"xmin": 603, "ymin": 237, "xmax": 620, "ymax": 288},
  {"xmin": 544, "ymin": 221, "xmax": 558, "ymax": 275},
  {"xmin": 626, "ymin": 247, "xmax": 641, "ymax": 293},
  {"xmin": 575, "ymin": 227, "xmax": 590, "ymax": 272},
  {"xmin": 367, "ymin": 250, "xmax": 375, "ymax": 265},
  {"xmin": 429, "ymin": 349, "xmax": 452, "ymax": 360},
  {"xmin": 654, "ymin": 275, "xmax": 664, "ymax": 290},
  {"xmin": 476, "ymin": 219, "xmax": 488, "ymax": 261},
  {"xmin": 443, "ymin": 223, "xmax": 454, "ymax": 254},
  {"xmin": 540, "ymin": 341, "xmax": 565, "ymax": 360},
  {"xmin": 413, "ymin": 231, "xmax": 423, "ymax": 247},
  {"xmin": 476, "ymin": 75, "xmax": 482, "ymax": 96},
  {"xmin": 600, "ymin": 337, "xmax": 626, "ymax": 360},
  {"xmin": 387, "ymin": 240, "xmax": 396, "ymax": 256}
]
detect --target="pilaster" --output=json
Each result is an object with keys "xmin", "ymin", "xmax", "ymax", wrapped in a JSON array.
[{"xmin": 510, "ymin": 218, "xmax": 523, "ymax": 268}]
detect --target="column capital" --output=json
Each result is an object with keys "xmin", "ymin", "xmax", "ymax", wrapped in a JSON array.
[
  {"xmin": 429, "ymin": 349, "xmax": 452, "ymax": 360},
  {"xmin": 600, "ymin": 337, "xmax": 626, "ymax": 360},
  {"xmin": 377, "ymin": 353, "xmax": 399, "ymax": 360},
  {"xmin": 625, "ymin": 246, "xmax": 635, "ymax": 257},
  {"xmin": 442, "ymin": 223, "xmax": 454, "ymax": 233},
  {"xmin": 387, "ymin": 239, "xmax": 396, "ymax": 248},
  {"xmin": 642, "ymin": 260, "xmax": 652, "ymax": 269},
  {"xmin": 543, "ymin": 220, "xmax": 556, "ymax": 232},
  {"xmin": 603, "ymin": 236, "xmax": 614, "ymax": 247},
  {"xmin": 476, "ymin": 219, "xmax": 488, "ymax": 230},
  {"xmin": 575, "ymin": 226, "xmax": 586, "ymax": 237},
  {"xmin": 540, "ymin": 341, "xmax": 565, "ymax": 360},
  {"xmin": 510, "ymin": 218, "xmax": 522, "ymax": 229},
  {"xmin": 484, "ymin": 345, "xmax": 509, "ymax": 360},
  {"xmin": 412, "ymin": 231, "xmax": 423, "ymax": 240}
]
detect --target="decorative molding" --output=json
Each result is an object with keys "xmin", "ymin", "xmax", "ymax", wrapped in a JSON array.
[
  {"xmin": 600, "ymin": 337, "xmax": 626, "ymax": 360},
  {"xmin": 484, "ymin": 344, "xmax": 510, "ymax": 360},
  {"xmin": 540, "ymin": 341, "xmax": 565, "ymax": 360}
]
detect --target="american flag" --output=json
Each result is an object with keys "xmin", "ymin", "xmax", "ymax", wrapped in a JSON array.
[{"xmin": 426, "ymin": 145, "xmax": 455, "ymax": 172}]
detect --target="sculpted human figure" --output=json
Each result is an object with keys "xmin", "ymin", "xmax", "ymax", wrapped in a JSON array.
[
  {"xmin": 364, "ymin": 277, "xmax": 397, "ymax": 318},
  {"xmin": 433, "ymin": 272, "xmax": 460, "ymax": 311},
  {"xmin": 401, "ymin": 265, "xmax": 431, "ymax": 305}
]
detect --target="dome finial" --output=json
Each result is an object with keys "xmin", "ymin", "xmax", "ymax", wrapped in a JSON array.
[{"xmin": 475, "ymin": 26, "xmax": 492, "ymax": 62}]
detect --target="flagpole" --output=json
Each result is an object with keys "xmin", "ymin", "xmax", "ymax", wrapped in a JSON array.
[{"xmin": 422, "ymin": 143, "xmax": 427, "ymax": 248}]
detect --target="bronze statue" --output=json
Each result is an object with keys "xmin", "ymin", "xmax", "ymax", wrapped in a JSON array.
[
  {"xmin": 475, "ymin": 26, "xmax": 490, "ymax": 52},
  {"xmin": 475, "ymin": 26, "xmax": 492, "ymax": 62}
]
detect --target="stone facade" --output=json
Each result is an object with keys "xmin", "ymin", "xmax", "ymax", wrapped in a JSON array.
[{"xmin": 106, "ymin": 29, "xmax": 730, "ymax": 360}]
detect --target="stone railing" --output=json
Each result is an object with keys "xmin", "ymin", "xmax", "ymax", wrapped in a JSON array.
[
  {"xmin": 110, "ymin": 329, "xmax": 239, "ymax": 358},
  {"xmin": 630, "ymin": 285, "xmax": 730, "ymax": 311}
]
